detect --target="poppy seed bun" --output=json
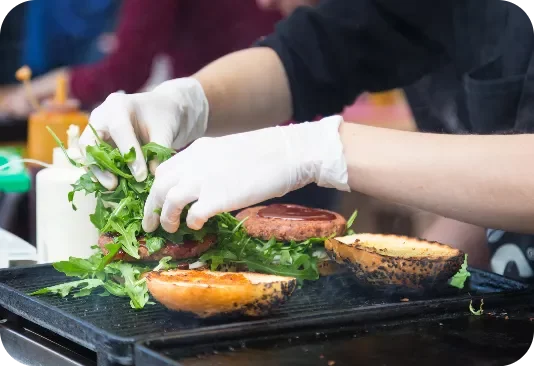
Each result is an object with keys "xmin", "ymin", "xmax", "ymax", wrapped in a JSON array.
[
  {"xmin": 146, "ymin": 270, "xmax": 297, "ymax": 318},
  {"xmin": 236, "ymin": 205, "xmax": 346, "ymax": 242},
  {"xmin": 325, "ymin": 234, "xmax": 465, "ymax": 290}
]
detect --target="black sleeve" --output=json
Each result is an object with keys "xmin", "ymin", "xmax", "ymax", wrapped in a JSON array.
[{"xmin": 257, "ymin": 0, "xmax": 458, "ymax": 121}]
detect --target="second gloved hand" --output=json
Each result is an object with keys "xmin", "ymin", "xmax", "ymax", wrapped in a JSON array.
[{"xmin": 142, "ymin": 116, "xmax": 350, "ymax": 233}]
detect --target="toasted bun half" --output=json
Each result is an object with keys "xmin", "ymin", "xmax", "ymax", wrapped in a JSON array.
[
  {"xmin": 325, "ymin": 234, "xmax": 464, "ymax": 290},
  {"xmin": 317, "ymin": 259, "xmax": 347, "ymax": 276},
  {"xmin": 146, "ymin": 270, "xmax": 297, "ymax": 318}
]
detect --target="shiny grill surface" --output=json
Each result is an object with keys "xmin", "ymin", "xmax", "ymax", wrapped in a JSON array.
[{"xmin": 0, "ymin": 264, "xmax": 528, "ymax": 365}]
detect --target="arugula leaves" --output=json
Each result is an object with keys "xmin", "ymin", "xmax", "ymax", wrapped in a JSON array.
[
  {"xmin": 146, "ymin": 237, "xmax": 166, "ymax": 255},
  {"xmin": 153, "ymin": 256, "xmax": 174, "ymax": 271},
  {"xmin": 142, "ymin": 142, "xmax": 175, "ymax": 162},
  {"xmin": 106, "ymin": 261, "xmax": 151, "ymax": 309},
  {"xmin": 32, "ymin": 254, "xmax": 175, "ymax": 308},
  {"xmin": 53, "ymin": 256, "xmax": 98, "ymax": 278},
  {"xmin": 97, "ymin": 243, "xmax": 122, "ymax": 271},
  {"xmin": 345, "ymin": 210, "xmax": 358, "ymax": 235},
  {"xmin": 469, "ymin": 299, "xmax": 484, "ymax": 316},
  {"xmin": 199, "ymin": 213, "xmax": 323, "ymax": 282},
  {"xmin": 31, "ymin": 279, "xmax": 104, "ymax": 298},
  {"xmin": 89, "ymin": 197, "xmax": 108, "ymax": 230},
  {"xmin": 38, "ymin": 127, "xmax": 220, "ymax": 308},
  {"xmin": 449, "ymin": 254, "xmax": 471, "ymax": 289},
  {"xmin": 49, "ymin": 125, "xmax": 221, "ymax": 260},
  {"xmin": 201, "ymin": 210, "xmax": 359, "ymax": 282},
  {"xmin": 86, "ymin": 145, "xmax": 133, "ymax": 178}
]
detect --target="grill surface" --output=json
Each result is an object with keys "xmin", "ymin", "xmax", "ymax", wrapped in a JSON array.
[
  {"xmin": 136, "ymin": 306, "xmax": 534, "ymax": 366},
  {"xmin": 0, "ymin": 264, "xmax": 530, "ymax": 365}
]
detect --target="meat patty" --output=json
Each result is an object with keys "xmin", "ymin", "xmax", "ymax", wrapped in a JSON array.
[
  {"xmin": 236, "ymin": 205, "xmax": 346, "ymax": 242},
  {"xmin": 98, "ymin": 234, "xmax": 217, "ymax": 262}
]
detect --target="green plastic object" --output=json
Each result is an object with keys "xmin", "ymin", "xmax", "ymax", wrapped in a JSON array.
[{"xmin": 0, "ymin": 148, "xmax": 31, "ymax": 193}]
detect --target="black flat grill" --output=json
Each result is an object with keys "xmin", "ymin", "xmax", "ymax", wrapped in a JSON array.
[
  {"xmin": 136, "ymin": 307, "xmax": 534, "ymax": 366},
  {"xmin": 0, "ymin": 264, "xmax": 530, "ymax": 365}
]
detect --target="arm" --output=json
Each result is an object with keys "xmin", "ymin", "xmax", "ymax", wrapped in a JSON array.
[
  {"xmin": 195, "ymin": 48, "xmax": 293, "ymax": 132},
  {"xmin": 341, "ymin": 122, "xmax": 534, "ymax": 233},
  {"xmin": 143, "ymin": 116, "xmax": 534, "ymax": 234},
  {"xmin": 195, "ymin": 0, "xmax": 456, "ymax": 130}
]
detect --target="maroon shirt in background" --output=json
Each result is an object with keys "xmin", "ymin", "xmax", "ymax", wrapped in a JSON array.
[{"xmin": 69, "ymin": 0, "xmax": 282, "ymax": 107}]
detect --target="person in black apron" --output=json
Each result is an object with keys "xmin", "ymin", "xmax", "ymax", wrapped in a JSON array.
[
  {"xmin": 404, "ymin": 1, "xmax": 534, "ymax": 281},
  {"xmin": 78, "ymin": 0, "xmax": 534, "ymax": 281}
]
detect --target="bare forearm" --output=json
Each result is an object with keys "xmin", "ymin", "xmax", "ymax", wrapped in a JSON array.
[
  {"xmin": 341, "ymin": 122, "xmax": 534, "ymax": 233},
  {"xmin": 193, "ymin": 48, "xmax": 292, "ymax": 132}
]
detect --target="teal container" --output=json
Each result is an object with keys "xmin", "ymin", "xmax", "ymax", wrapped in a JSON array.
[{"xmin": 0, "ymin": 148, "xmax": 31, "ymax": 193}]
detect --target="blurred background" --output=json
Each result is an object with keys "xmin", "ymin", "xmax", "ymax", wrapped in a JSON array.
[{"xmin": 0, "ymin": 0, "xmax": 508, "ymax": 278}]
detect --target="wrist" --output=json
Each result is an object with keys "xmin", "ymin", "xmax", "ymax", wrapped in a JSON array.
[{"xmin": 282, "ymin": 116, "xmax": 350, "ymax": 192}]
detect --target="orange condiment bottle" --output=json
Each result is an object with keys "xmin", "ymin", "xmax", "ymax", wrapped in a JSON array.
[{"xmin": 17, "ymin": 66, "xmax": 89, "ymax": 164}]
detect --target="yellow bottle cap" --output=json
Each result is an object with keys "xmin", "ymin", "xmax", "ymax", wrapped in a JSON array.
[
  {"xmin": 42, "ymin": 72, "xmax": 80, "ymax": 112},
  {"xmin": 15, "ymin": 66, "xmax": 40, "ymax": 111},
  {"xmin": 15, "ymin": 66, "xmax": 32, "ymax": 82},
  {"xmin": 54, "ymin": 74, "xmax": 67, "ymax": 105}
]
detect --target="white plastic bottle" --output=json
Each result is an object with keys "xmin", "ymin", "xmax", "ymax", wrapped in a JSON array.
[{"xmin": 36, "ymin": 125, "xmax": 99, "ymax": 263}]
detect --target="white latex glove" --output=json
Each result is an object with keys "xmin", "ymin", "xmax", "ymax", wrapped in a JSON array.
[
  {"xmin": 78, "ymin": 78, "xmax": 209, "ymax": 190},
  {"xmin": 142, "ymin": 116, "xmax": 350, "ymax": 233}
]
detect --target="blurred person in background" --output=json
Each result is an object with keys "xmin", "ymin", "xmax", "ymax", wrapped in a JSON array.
[
  {"xmin": 22, "ymin": 0, "xmax": 122, "ymax": 78},
  {"xmin": 0, "ymin": 0, "xmax": 121, "ymax": 104},
  {"xmin": 79, "ymin": 0, "xmax": 534, "ymax": 280},
  {"xmin": 0, "ymin": 0, "xmax": 338, "ymax": 211},
  {"xmin": 0, "ymin": 0, "xmax": 280, "ymax": 115}
]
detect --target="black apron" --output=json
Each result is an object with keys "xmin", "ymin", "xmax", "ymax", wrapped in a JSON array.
[{"xmin": 403, "ymin": 0, "xmax": 534, "ymax": 281}]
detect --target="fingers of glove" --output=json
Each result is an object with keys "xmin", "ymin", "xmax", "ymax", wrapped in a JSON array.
[
  {"xmin": 147, "ymin": 129, "xmax": 175, "ymax": 175},
  {"xmin": 91, "ymin": 166, "xmax": 118, "ymax": 190},
  {"xmin": 186, "ymin": 180, "xmax": 233, "ymax": 230},
  {"xmin": 186, "ymin": 200, "xmax": 213, "ymax": 231},
  {"xmin": 104, "ymin": 95, "xmax": 147, "ymax": 182},
  {"xmin": 142, "ymin": 169, "xmax": 179, "ymax": 232},
  {"xmin": 79, "ymin": 124, "xmax": 118, "ymax": 190},
  {"xmin": 186, "ymin": 193, "xmax": 226, "ymax": 231},
  {"xmin": 79, "ymin": 115, "xmax": 107, "ymax": 157},
  {"xmin": 142, "ymin": 185, "xmax": 164, "ymax": 233},
  {"xmin": 186, "ymin": 166, "xmax": 291, "ymax": 230},
  {"xmin": 148, "ymin": 160, "xmax": 160, "ymax": 176},
  {"xmin": 160, "ymin": 182, "xmax": 199, "ymax": 233},
  {"xmin": 110, "ymin": 123, "xmax": 147, "ymax": 183}
]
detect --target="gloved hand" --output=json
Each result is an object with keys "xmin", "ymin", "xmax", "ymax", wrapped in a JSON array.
[
  {"xmin": 142, "ymin": 116, "xmax": 350, "ymax": 233},
  {"xmin": 79, "ymin": 78, "xmax": 209, "ymax": 190}
]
